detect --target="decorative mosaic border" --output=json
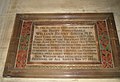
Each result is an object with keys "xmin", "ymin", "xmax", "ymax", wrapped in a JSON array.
[
  {"xmin": 15, "ymin": 21, "xmax": 32, "ymax": 68},
  {"xmin": 97, "ymin": 21, "xmax": 114, "ymax": 68},
  {"xmin": 15, "ymin": 20, "xmax": 114, "ymax": 69}
]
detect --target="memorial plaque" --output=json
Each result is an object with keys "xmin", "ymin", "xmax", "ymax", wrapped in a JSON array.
[
  {"xmin": 30, "ymin": 25, "xmax": 99, "ymax": 63},
  {"xmin": 3, "ymin": 13, "xmax": 120, "ymax": 78}
]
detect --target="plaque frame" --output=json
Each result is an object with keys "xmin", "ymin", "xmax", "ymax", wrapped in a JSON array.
[{"xmin": 3, "ymin": 13, "xmax": 120, "ymax": 78}]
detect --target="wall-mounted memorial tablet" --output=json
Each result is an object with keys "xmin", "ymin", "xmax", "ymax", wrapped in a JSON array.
[{"xmin": 3, "ymin": 13, "xmax": 120, "ymax": 78}]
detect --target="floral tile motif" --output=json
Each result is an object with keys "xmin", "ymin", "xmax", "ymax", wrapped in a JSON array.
[{"xmin": 15, "ymin": 21, "xmax": 114, "ymax": 68}]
